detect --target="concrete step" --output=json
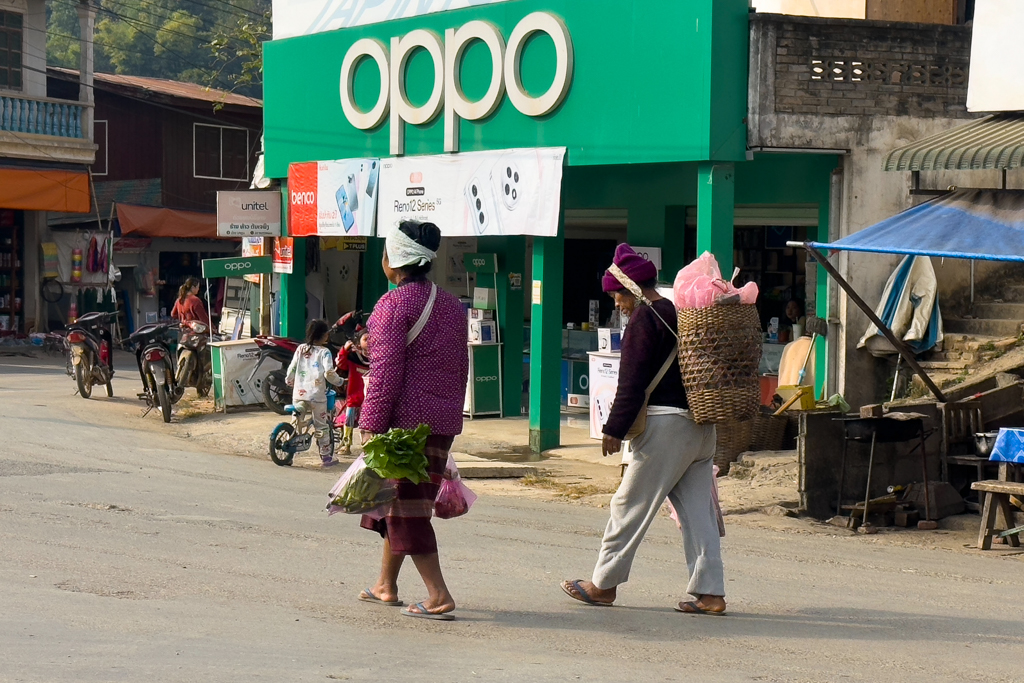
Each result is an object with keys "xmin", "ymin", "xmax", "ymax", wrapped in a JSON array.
[
  {"xmin": 973, "ymin": 302, "xmax": 1024, "ymax": 319},
  {"xmin": 944, "ymin": 318, "xmax": 1023, "ymax": 338},
  {"xmin": 919, "ymin": 360, "xmax": 970, "ymax": 370}
]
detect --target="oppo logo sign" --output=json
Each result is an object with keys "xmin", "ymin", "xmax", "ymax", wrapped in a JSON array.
[
  {"xmin": 225, "ymin": 261, "xmax": 253, "ymax": 271},
  {"xmin": 340, "ymin": 11, "xmax": 574, "ymax": 155}
]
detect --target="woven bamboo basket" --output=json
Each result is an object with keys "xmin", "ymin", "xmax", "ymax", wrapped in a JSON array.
[
  {"xmin": 714, "ymin": 418, "xmax": 753, "ymax": 475},
  {"xmin": 750, "ymin": 409, "xmax": 787, "ymax": 452},
  {"xmin": 677, "ymin": 304, "xmax": 762, "ymax": 425}
]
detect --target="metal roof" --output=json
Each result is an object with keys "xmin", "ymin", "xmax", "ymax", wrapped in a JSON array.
[
  {"xmin": 50, "ymin": 67, "xmax": 262, "ymax": 109},
  {"xmin": 883, "ymin": 113, "xmax": 1024, "ymax": 171}
]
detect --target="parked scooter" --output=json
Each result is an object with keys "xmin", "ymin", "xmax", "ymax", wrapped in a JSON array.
[
  {"xmin": 269, "ymin": 390, "xmax": 339, "ymax": 466},
  {"xmin": 175, "ymin": 319, "xmax": 218, "ymax": 397},
  {"xmin": 127, "ymin": 322, "xmax": 181, "ymax": 423},
  {"xmin": 249, "ymin": 310, "xmax": 367, "ymax": 415},
  {"xmin": 65, "ymin": 311, "xmax": 118, "ymax": 399}
]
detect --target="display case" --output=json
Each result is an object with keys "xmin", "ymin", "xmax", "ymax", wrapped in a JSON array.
[{"xmin": 0, "ymin": 211, "xmax": 23, "ymax": 333}]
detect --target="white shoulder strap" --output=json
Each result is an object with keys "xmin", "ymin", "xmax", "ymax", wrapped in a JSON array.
[{"xmin": 406, "ymin": 283, "xmax": 437, "ymax": 346}]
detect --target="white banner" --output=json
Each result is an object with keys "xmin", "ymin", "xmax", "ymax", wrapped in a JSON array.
[
  {"xmin": 967, "ymin": 0, "xmax": 1024, "ymax": 112},
  {"xmin": 272, "ymin": 0, "xmax": 514, "ymax": 40},
  {"xmin": 377, "ymin": 147, "xmax": 565, "ymax": 238}
]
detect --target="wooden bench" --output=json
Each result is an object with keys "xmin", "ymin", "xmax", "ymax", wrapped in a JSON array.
[{"xmin": 970, "ymin": 480, "xmax": 1024, "ymax": 550}]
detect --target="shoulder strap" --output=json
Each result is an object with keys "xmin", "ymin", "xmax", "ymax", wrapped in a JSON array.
[
  {"xmin": 645, "ymin": 350, "xmax": 676, "ymax": 398},
  {"xmin": 406, "ymin": 283, "xmax": 437, "ymax": 346}
]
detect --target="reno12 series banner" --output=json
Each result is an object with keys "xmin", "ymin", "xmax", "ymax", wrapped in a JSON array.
[
  {"xmin": 288, "ymin": 158, "xmax": 381, "ymax": 237},
  {"xmin": 376, "ymin": 147, "xmax": 565, "ymax": 238}
]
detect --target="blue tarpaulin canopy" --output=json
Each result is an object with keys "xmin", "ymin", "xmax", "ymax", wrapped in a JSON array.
[{"xmin": 808, "ymin": 189, "xmax": 1024, "ymax": 263}]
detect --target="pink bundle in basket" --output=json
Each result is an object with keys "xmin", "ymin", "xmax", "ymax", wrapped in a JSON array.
[{"xmin": 673, "ymin": 252, "xmax": 758, "ymax": 309}]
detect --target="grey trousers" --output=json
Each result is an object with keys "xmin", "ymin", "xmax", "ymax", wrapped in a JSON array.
[{"xmin": 592, "ymin": 413, "xmax": 725, "ymax": 597}]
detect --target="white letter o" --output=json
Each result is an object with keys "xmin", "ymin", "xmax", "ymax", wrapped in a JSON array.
[
  {"xmin": 340, "ymin": 38, "xmax": 390, "ymax": 130},
  {"xmin": 504, "ymin": 12, "xmax": 574, "ymax": 117}
]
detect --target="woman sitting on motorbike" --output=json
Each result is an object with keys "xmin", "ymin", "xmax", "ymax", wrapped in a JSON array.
[{"xmin": 171, "ymin": 277, "xmax": 210, "ymax": 327}]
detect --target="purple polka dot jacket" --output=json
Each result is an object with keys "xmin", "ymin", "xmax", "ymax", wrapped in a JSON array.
[{"xmin": 359, "ymin": 279, "xmax": 469, "ymax": 437}]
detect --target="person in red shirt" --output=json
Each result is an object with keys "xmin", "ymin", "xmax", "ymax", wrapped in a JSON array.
[
  {"xmin": 170, "ymin": 277, "xmax": 210, "ymax": 327},
  {"xmin": 335, "ymin": 328, "xmax": 369, "ymax": 455}
]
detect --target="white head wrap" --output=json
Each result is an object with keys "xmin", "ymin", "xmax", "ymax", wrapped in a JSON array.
[{"xmin": 386, "ymin": 226, "xmax": 437, "ymax": 268}]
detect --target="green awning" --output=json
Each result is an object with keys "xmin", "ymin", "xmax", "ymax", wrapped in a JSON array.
[{"xmin": 884, "ymin": 113, "xmax": 1024, "ymax": 172}]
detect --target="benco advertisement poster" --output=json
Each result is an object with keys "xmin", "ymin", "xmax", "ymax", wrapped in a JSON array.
[
  {"xmin": 288, "ymin": 158, "xmax": 380, "ymax": 237},
  {"xmin": 377, "ymin": 147, "xmax": 565, "ymax": 238}
]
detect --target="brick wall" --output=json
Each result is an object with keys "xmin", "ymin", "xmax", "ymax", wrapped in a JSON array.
[{"xmin": 757, "ymin": 14, "xmax": 973, "ymax": 119}]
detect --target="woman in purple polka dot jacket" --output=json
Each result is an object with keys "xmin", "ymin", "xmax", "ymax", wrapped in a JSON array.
[{"xmin": 357, "ymin": 220, "xmax": 469, "ymax": 621}]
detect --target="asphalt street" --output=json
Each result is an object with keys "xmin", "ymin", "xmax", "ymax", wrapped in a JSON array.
[{"xmin": 1, "ymin": 355, "xmax": 1023, "ymax": 683}]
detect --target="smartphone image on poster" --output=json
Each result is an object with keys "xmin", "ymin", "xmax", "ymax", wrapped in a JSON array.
[
  {"xmin": 345, "ymin": 173, "xmax": 359, "ymax": 212},
  {"xmin": 464, "ymin": 175, "xmax": 498, "ymax": 235},
  {"xmin": 364, "ymin": 160, "xmax": 379, "ymax": 197},
  {"xmin": 336, "ymin": 185, "xmax": 356, "ymax": 232}
]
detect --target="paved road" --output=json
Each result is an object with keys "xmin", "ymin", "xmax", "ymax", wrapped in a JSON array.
[{"xmin": 2, "ymin": 355, "xmax": 1024, "ymax": 683}]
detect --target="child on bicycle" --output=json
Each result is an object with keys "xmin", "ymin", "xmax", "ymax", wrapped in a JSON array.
[
  {"xmin": 335, "ymin": 328, "xmax": 369, "ymax": 456},
  {"xmin": 285, "ymin": 319, "xmax": 343, "ymax": 467}
]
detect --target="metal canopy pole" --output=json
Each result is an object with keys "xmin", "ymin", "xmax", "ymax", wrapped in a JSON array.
[{"xmin": 800, "ymin": 243, "xmax": 947, "ymax": 403}]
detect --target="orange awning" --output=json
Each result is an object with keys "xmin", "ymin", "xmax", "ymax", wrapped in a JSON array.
[
  {"xmin": 0, "ymin": 167, "xmax": 90, "ymax": 212},
  {"xmin": 116, "ymin": 203, "xmax": 224, "ymax": 239}
]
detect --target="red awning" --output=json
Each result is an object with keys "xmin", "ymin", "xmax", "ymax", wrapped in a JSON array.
[
  {"xmin": 0, "ymin": 167, "xmax": 90, "ymax": 212},
  {"xmin": 116, "ymin": 203, "xmax": 225, "ymax": 239}
]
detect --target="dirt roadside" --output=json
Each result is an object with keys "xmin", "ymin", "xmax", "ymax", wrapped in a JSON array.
[{"xmin": 12, "ymin": 351, "xmax": 1015, "ymax": 559}]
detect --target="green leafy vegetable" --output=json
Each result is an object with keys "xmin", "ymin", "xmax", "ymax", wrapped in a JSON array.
[{"xmin": 363, "ymin": 424, "xmax": 432, "ymax": 484}]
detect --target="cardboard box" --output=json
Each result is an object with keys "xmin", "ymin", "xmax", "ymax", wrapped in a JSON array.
[
  {"xmin": 597, "ymin": 328, "xmax": 621, "ymax": 352},
  {"xmin": 469, "ymin": 308, "xmax": 494, "ymax": 321},
  {"xmin": 473, "ymin": 287, "xmax": 497, "ymax": 310},
  {"xmin": 469, "ymin": 320, "xmax": 496, "ymax": 344}
]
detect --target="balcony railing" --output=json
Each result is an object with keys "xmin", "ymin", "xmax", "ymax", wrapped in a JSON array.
[{"xmin": 0, "ymin": 93, "xmax": 86, "ymax": 139}]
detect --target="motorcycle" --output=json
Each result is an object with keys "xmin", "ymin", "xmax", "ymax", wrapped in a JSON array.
[
  {"xmin": 65, "ymin": 311, "xmax": 118, "ymax": 399},
  {"xmin": 128, "ymin": 322, "xmax": 181, "ymax": 423},
  {"xmin": 269, "ymin": 389, "xmax": 339, "ymax": 466},
  {"xmin": 175, "ymin": 319, "xmax": 218, "ymax": 397},
  {"xmin": 249, "ymin": 310, "xmax": 367, "ymax": 415}
]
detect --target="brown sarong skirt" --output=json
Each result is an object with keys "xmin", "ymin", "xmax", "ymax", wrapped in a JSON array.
[{"xmin": 360, "ymin": 434, "xmax": 454, "ymax": 556}]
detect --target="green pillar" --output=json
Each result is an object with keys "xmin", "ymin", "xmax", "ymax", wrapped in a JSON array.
[
  {"xmin": 528, "ymin": 229, "xmax": 564, "ymax": 453},
  {"xmin": 480, "ymin": 235, "xmax": 526, "ymax": 417},
  {"xmin": 279, "ymin": 237, "xmax": 307, "ymax": 340},
  {"xmin": 696, "ymin": 162, "xmax": 735, "ymax": 275},
  {"xmin": 362, "ymin": 237, "xmax": 389, "ymax": 309}
]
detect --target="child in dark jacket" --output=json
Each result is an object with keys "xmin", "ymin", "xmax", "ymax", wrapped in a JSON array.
[{"xmin": 335, "ymin": 329, "xmax": 369, "ymax": 455}]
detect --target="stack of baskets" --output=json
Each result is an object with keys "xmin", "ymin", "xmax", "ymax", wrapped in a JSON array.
[{"xmin": 677, "ymin": 304, "xmax": 763, "ymax": 473}]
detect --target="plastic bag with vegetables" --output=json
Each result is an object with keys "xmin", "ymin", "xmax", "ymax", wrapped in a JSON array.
[
  {"xmin": 363, "ymin": 424, "xmax": 432, "ymax": 484},
  {"xmin": 326, "ymin": 455, "xmax": 397, "ymax": 516}
]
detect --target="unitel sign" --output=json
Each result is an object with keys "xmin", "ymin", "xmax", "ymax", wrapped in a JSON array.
[{"xmin": 339, "ymin": 11, "xmax": 574, "ymax": 154}]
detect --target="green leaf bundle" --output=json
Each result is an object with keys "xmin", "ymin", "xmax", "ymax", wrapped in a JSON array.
[{"xmin": 363, "ymin": 424, "xmax": 432, "ymax": 484}]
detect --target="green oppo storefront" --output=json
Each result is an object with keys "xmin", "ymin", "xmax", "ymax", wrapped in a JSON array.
[{"xmin": 262, "ymin": 0, "xmax": 836, "ymax": 451}]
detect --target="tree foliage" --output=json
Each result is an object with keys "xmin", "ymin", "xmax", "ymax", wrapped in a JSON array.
[{"xmin": 46, "ymin": 0, "xmax": 271, "ymax": 98}]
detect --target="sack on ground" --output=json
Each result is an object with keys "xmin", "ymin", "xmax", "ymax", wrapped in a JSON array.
[
  {"xmin": 434, "ymin": 454, "xmax": 478, "ymax": 519},
  {"xmin": 326, "ymin": 454, "xmax": 397, "ymax": 516}
]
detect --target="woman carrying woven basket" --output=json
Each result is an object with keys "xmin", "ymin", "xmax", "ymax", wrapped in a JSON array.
[{"xmin": 560, "ymin": 244, "xmax": 727, "ymax": 616}]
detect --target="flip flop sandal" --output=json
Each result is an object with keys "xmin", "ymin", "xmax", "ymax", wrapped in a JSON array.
[
  {"xmin": 358, "ymin": 588, "xmax": 403, "ymax": 607},
  {"xmin": 401, "ymin": 602, "xmax": 455, "ymax": 621},
  {"xmin": 560, "ymin": 580, "xmax": 613, "ymax": 607},
  {"xmin": 674, "ymin": 601, "xmax": 727, "ymax": 616}
]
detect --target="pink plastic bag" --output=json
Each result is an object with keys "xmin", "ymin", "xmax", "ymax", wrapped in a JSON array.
[
  {"xmin": 673, "ymin": 252, "xmax": 758, "ymax": 309},
  {"xmin": 434, "ymin": 455, "xmax": 478, "ymax": 519}
]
